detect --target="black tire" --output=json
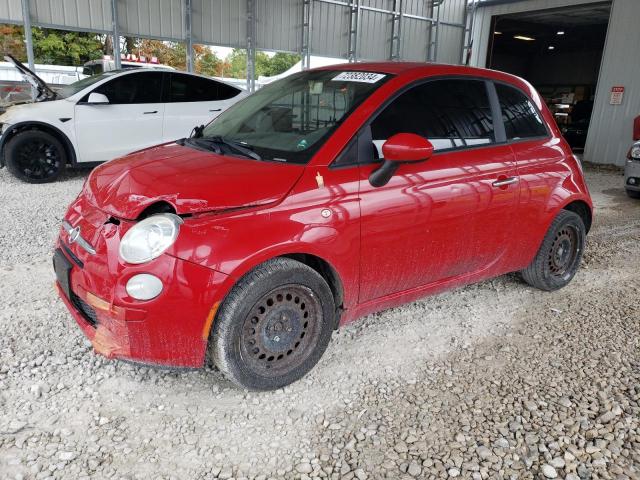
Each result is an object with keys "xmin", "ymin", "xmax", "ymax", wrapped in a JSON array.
[
  {"xmin": 520, "ymin": 210, "xmax": 586, "ymax": 291},
  {"xmin": 5, "ymin": 129, "xmax": 67, "ymax": 183},
  {"xmin": 626, "ymin": 189, "xmax": 640, "ymax": 199},
  {"xmin": 210, "ymin": 258, "xmax": 335, "ymax": 391}
]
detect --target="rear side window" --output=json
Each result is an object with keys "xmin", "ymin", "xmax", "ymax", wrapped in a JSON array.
[
  {"xmin": 370, "ymin": 79, "xmax": 494, "ymax": 153},
  {"xmin": 495, "ymin": 84, "xmax": 548, "ymax": 140},
  {"xmin": 168, "ymin": 73, "xmax": 240, "ymax": 102},
  {"xmin": 93, "ymin": 72, "xmax": 163, "ymax": 104}
]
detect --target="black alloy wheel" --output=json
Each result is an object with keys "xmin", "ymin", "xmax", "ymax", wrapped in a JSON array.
[{"xmin": 5, "ymin": 130, "xmax": 66, "ymax": 183}]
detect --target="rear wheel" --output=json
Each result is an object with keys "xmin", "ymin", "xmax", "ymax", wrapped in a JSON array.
[
  {"xmin": 626, "ymin": 188, "xmax": 640, "ymax": 199},
  {"xmin": 5, "ymin": 129, "xmax": 67, "ymax": 183},
  {"xmin": 210, "ymin": 258, "xmax": 335, "ymax": 391},
  {"xmin": 520, "ymin": 210, "xmax": 586, "ymax": 291}
]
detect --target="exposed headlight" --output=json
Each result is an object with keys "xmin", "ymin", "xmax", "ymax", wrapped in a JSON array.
[
  {"xmin": 126, "ymin": 274, "xmax": 163, "ymax": 300},
  {"xmin": 119, "ymin": 214, "xmax": 182, "ymax": 264},
  {"xmin": 628, "ymin": 144, "xmax": 640, "ymax": 160}
]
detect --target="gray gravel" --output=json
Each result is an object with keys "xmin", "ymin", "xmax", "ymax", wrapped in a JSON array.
[{"xmin": 0, "ymin": 166, "xmax": 639, "ymax": 480}]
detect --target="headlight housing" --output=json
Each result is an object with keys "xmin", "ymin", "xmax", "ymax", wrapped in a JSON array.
[
  {"xmin": 628, "ymin": 143, "xmax": 640, "ymax": 160},
  {"xmin": 119, "ymin": 213, "xmax": 182, "ymax": 264}
]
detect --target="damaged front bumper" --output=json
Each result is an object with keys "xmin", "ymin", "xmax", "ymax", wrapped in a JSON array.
[
  {"xmin": 54, "ymin": 244, "xmax": 229, "ymax": 368},
  {"xmin": 53, "ymin": 193, "xmax": 231, "ymax": 368}
]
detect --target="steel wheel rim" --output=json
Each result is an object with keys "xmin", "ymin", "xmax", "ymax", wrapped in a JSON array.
[
  {"xmin": 239, "ymin": 284, "xmax": 322, "ymax": 377},
  {"xmin": 15, "ymin": 140, "xmax": 61, "ymax": 180},
  {"xmin": 548, "ymin": 226, "xmax": 579, "ymax": 278}
]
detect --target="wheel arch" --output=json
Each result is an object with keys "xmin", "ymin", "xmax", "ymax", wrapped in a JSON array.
[
  {"xmin": 562, "ymin": 199, "xmax": 592, "ymax": 233},
  {"xmin": 0, "ymin": 121, "xmax": 77, "ymax": 167},
  {"xmin": 219, "ymin": 248, "xmax": 348, "ymax": 330}
]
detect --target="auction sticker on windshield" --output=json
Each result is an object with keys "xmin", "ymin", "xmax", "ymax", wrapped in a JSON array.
[{"xmin": 332, "ymin": 72, "xmax": 386, "ymax": 83}]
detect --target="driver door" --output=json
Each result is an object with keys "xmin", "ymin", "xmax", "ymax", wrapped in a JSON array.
[
  {"xmin": 75, "ymin": 71, "xmax": 165, "ymax": 163},
  {"xmin": 358, "ymin": 78, "xmax": 518, "ymax": 302}
]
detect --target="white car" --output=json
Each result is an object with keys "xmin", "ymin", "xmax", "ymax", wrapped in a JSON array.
[{"xmin": 0, "ymin": 56, "xmax": 246, "ymax": 183}]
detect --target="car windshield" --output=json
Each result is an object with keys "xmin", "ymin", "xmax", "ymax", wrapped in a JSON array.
[
  {"xmin": 57, "ymin": 71, "xmax": 121, "ymax": 99},
  {"xmin": 200, "ymin": 70, "xmax": 392, "ymax": 164}
]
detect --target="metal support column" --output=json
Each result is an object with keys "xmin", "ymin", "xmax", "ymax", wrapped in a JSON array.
[
  {"xmin": 462, "ymin": 0, "xmax": 477, "ymax": 65},
  {"xmin": 246, "ymin": 0, "xmax": 256, "ymax": 92},
  {"xmin": 389, "ymin": 0, "xmax": 402, "ymax": 60},
  {"xmin": 301, "ymin": 0, "xmax": 313, "ymax": 70},
  {"xmin": 185, "ymin": 0, "xmax": 194, "ymax": 72},
  {"xmin": 111, "ymin": 0, "xmax": 121, "ymax": 69},
  {"xmin": 427, "ymin": 0, "xmax": 442, "ymax": 62},
  {"xmin": 347, "ymin": 0, "xmax": 360, "ymax": 63},
  {"xmin": 20, "ymin": 0, "xmax": 35, "ymax": 71}
]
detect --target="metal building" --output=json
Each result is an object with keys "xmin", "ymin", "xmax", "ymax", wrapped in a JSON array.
[
  {"xmin": 0, "ymin": 0, "xmax": 468, "ymax": 91},
  {"xmin": 469, "ymin": 0, "xmax": 639, "ymax": 167},
  {"xmin": 2, "ymin": 0, "xmax": 638, "ymax": 166}
]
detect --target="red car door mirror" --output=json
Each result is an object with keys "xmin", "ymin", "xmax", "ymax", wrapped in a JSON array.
[
  {"xmin": 369, "ymin": 133, "xmax": 434, "ymax": 187},
  {"xmin": 382, "ymin": 133, "xmax": 434, "ymax": 162}
]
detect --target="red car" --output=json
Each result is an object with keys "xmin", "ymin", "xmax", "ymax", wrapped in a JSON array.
[{"xmin": 54, "ymin": 63, "xmax": 592, "ymax": 390}]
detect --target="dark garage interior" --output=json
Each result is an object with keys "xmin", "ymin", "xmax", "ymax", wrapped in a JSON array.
[{"xmin": 487, "ymin": 2, "xmax": 611, "ymax": 151}]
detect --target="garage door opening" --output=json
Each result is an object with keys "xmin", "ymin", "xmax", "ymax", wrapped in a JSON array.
[{"xmin": 486, "ymin": 2, "xmax": 611, "ymax": 152}]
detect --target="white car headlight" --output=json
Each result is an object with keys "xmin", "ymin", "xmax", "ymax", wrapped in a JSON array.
[
  {"xmin": 629, "ymin": 144, "xmax": 640, "ymax": 160},
  {"xmin": 119, "ymin": 213, "xmax": 182, "ymax": 264}
]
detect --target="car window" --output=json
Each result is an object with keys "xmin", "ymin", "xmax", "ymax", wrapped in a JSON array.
[
  {"xmin": 168, "ymin": 73, "xmax": 240, "ymax": 102},
  {"xmin": 200, "ymin": 70, "xmax": 391, "ymax": 164},
  {"xmin": 370, "ymin": 79, "xmax": 494, "ymax": 155},
  {"xmin": 82, "ymin": 64, "xmax": 102, "ymax": 76},
  {"xmin": 92, "ymin": 72, "xmax": 163, "ymax": 104},
  {"xmin": 495, "ymin": 83, "xmax": 547, "ymax": 140}
]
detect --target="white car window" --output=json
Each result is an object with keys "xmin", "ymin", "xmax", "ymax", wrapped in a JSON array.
[
  {"xmin": 91, "ymin": 72, "xmax": 164, "ymax": 104},
  {"xmin": 168, "ymin": 73, "xmax": 240, "ymax": 103}
]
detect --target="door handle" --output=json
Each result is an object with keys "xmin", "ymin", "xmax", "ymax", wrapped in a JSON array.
[
  {"xmin": 492, "ymin": 177, "xmax": 519, "ymax": 188},
  {"xmin": 209, "ymin": 108, "xmax": 221, "ymax": 112},
  {"xmin": 143, "ymin": 110, "xmax": 158, "ymax": 114}
]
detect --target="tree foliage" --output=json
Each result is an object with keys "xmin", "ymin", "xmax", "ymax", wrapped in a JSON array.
[{"xmin": 1, "ymin": 25, "xmax": 301, "ymax": 79}]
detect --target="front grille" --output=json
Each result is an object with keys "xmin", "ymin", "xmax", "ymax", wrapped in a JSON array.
[{"xmin": 71, "ymin": 292, "xmax": 98, "ymax": 327}]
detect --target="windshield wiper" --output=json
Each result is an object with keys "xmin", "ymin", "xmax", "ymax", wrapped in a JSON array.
[{"xmin": 197, "ymin": 136, "xmax": 262, "ymax": 161}]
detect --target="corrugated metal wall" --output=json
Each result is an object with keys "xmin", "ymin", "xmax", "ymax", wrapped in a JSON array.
[
  {"xmin": 0, "ymin": 0, "xmax": 23, "ymax": 24},
  {"xmin": 118, "ymin": 0, "xmax": 184, "ymax": 40},
  {"xmin": 584, "ymin": 0, "xmax": 640, "ymax": 166},
  {"xmin": 1, "ymin": 0, "xmax": 467, "ymax": 62},
  {"xmin": 193, "ymin": 0, "xmax": 247, "ymax": 47},
  {"xmin": 256, "ymin": 0, "xmax": 300, "ymax": 52}
]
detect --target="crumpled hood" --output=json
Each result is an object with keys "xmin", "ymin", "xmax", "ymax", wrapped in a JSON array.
[{"xmin": 84, "ymin": 143, "xmax": 305, "ymax": 220}]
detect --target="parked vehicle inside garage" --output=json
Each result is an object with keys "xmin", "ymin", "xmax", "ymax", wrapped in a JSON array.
[
  {"xmin": 0, "ymin": 55, "xmax": 245, "ymax": 183},
  {"xmin": 626, "ymin": 141, "xmax": 640, "ymax": 198},
  {"xmin": 53, "ymin": 62, "xmax": 593, "ymax": 391}
]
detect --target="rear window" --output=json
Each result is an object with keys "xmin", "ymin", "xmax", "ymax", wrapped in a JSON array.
[
  {"xmin": 495, "ymin": 84, "xmax": 548, "ymax": 140},
  {"xmin": 168, "ymin": 73, "xmax": 240, "ymax": 102}
]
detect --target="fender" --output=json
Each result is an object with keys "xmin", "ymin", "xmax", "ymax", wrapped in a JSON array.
[
  {"xmin": 208, "ymin": 243, "xmax": 350, "ymax": 330},
  {"xmin": 0, "ymin": 120, "xmax": 77, "ymax": 167}
]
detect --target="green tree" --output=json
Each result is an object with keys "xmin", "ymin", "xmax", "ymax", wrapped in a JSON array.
[
  {"xmin": 196, "ymin": 50, "xmax": 222, "ymax": 77},
  {"xmin": 262, "ymin": 52, "xmax": 301, "ymax": 76},
  {"xmin": 31, "ymin": 28, "xmax": 103, "ymax": 65}
]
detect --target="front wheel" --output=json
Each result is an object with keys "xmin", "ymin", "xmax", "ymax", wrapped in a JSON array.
[
  {"xmin": 5, "ymin": 129, "xmax": 67, "ymax": 183},
  {"xmin": 210, "ymin": 258, "xmax": 335, "ymax": 391},
  {"xmin": 520, "ymin": 210, "xmax": 586, "ymax": 291}
]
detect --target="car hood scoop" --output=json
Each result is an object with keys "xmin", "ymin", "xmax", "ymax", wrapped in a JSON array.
[{"xmin": 84, "ymin": 142, "xmax": 305, "ymax": 220}]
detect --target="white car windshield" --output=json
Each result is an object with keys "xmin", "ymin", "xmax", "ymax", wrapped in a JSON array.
[
  {"xmin": 200, "ymin": 70, "xmax": 391, "ymax": 164},
  {"xmin": 57, "ymin": 71, "xmax": 122, "ymax": 99}
]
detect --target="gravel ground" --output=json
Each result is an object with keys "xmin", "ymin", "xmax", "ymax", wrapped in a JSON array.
[{"xmin": 0, "ymin": 166, "xmax": 638, "ymax": 480}]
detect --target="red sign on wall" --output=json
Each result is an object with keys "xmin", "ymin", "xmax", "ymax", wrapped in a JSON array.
[{"xmin": 610, "ymin": 86, "xmax": 625, "ymax": 105}]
